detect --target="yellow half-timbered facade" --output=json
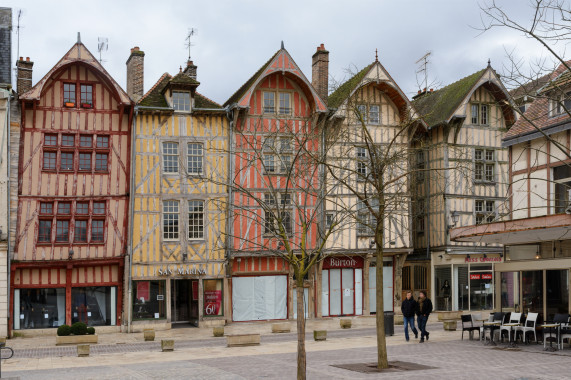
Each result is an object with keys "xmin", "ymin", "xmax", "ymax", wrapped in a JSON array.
[{"xmin": 130, "ymin": 60, "xmax": 228, "ymax": 329}]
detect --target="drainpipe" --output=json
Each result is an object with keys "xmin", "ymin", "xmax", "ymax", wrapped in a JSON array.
[
  {"xmin": 425, "ymin": 145, "xmax": 430, "ymax": 259},
  {"xmin": 126, "ymin": 106, "xmax": 138, "ymax": 333},
  {"xmin": 1, "ymin": 89, "xmax": 10, "ymax": 336},
  {"xmin": 225, "ymin": 106, "xmax": 234, "ymax": 323}
]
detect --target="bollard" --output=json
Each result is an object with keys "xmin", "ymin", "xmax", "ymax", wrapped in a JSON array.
[
  {"xmin": 77, "ymin": 344, "xmax": 90, "ymax": 357},
  {"xmin": 314, "ymin": 330, "xmax": 327, "ymax": 341},
  {"xmin": 161, "ymin": 339, "xmax": 174, "ymax": 352}
]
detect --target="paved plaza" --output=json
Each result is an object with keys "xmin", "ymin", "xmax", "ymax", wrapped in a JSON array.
[{"xmin": 2, "ymin": 321, "xmax": 571, "ymax": 379}]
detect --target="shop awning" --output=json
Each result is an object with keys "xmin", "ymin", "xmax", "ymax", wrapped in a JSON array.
[{"xmin": 450, "ymin": 214, "xmax": 571, "ymax": 245}]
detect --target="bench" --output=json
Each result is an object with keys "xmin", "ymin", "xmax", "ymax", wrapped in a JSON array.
[
  {"xmin": 271, "ymin": 322, "xmax": 291, "ymax": 333},
  {"xmin": 227, "ymin": 334, "xmax": 261, "ymax": 347}
]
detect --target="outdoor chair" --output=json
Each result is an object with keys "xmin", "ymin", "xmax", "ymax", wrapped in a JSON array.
[
  {"xmin": 461, "ymin": 314, "xmax": 480, "ymax": 340},
  {"xmin": 480, "ymin": 313, "xmax": 493, "ymax": 341},
  {"xmin": 500, "ymin": 312, "xmax": 521, "ymax": 342},
  {"xmin": 549, "ymin": 313, "xmax": 570, "ymax": 349},
  {"xmin": 515, "ymin": 312, "xmax": 538, "ymax": 344},
  {"xmin": 482, "ymin": 312, "xmax": 504, "ymax": 342},
  {"xmin": 560, "ymin": 320, "xmax": 571, "ymax": 349}
]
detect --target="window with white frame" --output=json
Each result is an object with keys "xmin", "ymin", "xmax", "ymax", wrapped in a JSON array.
[
  {"xmin": 163, "ymin": 142, "xmax": 179, "ymax": 173},
  {"xmin": 325, "ymin": 212, "xmax": 334, "ymax": 228},
  {"xmin": 475, "ymin": 200, "xmax": 495, "ymax": 224},
  {"xmin": 262, "ymin": 136, "xmax": 292, "ymax": 174},
  {"xmin": 356, "ymin": 147, "xmax": 368, "ymax": 180},
  {"xmin": 188, "ymin": 200, "xmax": 204, "ymax": 239},
  {"xmin": 264, "ymin": 210, "xmax": 292, "ymax": 235},
  {"xmin": 172, "ymin": 92, "xmax": 191, "ymax": 111},
  {"xmin": 475, "ymin": 149, "xmax": 494, "ymax": 182},
  {"xmin": 187, "ymin": 143, "xmax": 203, "ymax": 175},
  {"xmin": 357, "ymin": 199, "xmax": 375, "ymax": 236},
  {"xmin": 471, "ymin": 104, "xmax": 489, "ymax": 125},
  {"xmin": 163, "ymin": 200, "xmax": 179, "ymax": 240},
  {"xmin": 369, "ymin": 105, "xmax": 380, "ymax": 124},
  {"xmin": 550, "ymin": 91, "xmax": 571, "ymax": 117},
  {"xmin": 356, "ymin": 105, "xmax": 367, "ymax": 123},
  {"xmin": 263, "ymin": 92, "xmax": 275, "ymax": 114},
  {"xmin": 279, "ymin": 93, "xmax": 291, "ymax": 115}
]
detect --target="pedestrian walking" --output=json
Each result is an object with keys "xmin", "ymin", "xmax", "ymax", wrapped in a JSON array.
[
  {"xmin": 417, "ymin": 290, "xmax": 432, "ymax": 343},
  {"xmin": 400, "ymin": 291, "xmax": 418, "ymax": 342}
]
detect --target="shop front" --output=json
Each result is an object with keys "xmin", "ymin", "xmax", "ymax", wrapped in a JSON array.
[
  {"xmin": 131, "ymin": 263, "xmax": 225, "ymax": 328},
  {"xmin": 12, "ymin": 259, "xmax": 123, "ymax": 331},
  {"xmin": 432, "ymin": 252, "xmax": 502, "ymax": 312},
  {"xmin": 320, "ymin": 256, "xmax": 364, "ymax": 317}
]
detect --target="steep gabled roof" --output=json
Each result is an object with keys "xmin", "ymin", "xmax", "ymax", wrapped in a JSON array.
[
  {"xmin": 412, "ymin": 70, "xmax": 485, "ymax": 128},
  {"xmin": 224, "ymin": 47, "xmax": 327, "ymax": 112},
  {"xmin": 195, "ymin": 92, "xmax": 223, "ymax": 110},
  {"xmin": 509, "ymin": 73, "xmax": 550, "ymax": 103},
  {"xmin": 328, "ymin": 64, "xmax": 373, "ymax": 109},
  {"xmin": 20, "ymin": 41, "xmax": 131, "ymax": 105},
  {"xmin": 169, "ymin": 71, "xmax": 200, "ymax": 86},
  {"xmin": 138, "ymin": 73, "xmax": 171, "ymax": 108},
  {"xmin": 504, "ymin": 61, "xmax": 571, "ymax": 143}
]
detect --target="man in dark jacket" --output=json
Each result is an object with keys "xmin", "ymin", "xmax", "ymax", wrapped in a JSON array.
[
  {"xmin": 417, "ymin": 290, "xmax": 433, "ymax": 343},
  {"xmin": 400, "ymin": 291, "xmax": 418, "ymax": 342}
]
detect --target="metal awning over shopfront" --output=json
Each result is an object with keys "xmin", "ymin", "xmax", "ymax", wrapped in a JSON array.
[{"xmin": 450, "ymin": 214, "xmax": 571, "ymax": 245}]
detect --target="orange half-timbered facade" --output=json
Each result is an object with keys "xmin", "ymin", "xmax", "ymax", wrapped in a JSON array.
[
  {"xmin": 12, "ymin": 40, "xmax": 133, "ymax": 332},
  {"xmin": 224, "ymin": 46, "xmax": 328, "ymax": 321}
]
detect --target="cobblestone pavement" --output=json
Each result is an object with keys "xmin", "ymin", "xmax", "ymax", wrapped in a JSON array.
[{"xmin": 3, "ymin": 323, "xmax": 571, "ymax": 379}]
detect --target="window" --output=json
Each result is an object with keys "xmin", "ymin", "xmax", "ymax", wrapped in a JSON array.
[
  {"xmin": 279, "ymin": 93, "xmax": 291, "ymax": 115},
  {"xmin": 188, "ymin": 200, "xmax": 204, "ymax": 239},
  {"xmin": 475, "ymin": 149, "xmax": 494, "ymax": 182},
  {"xmin": 369, "ymin": 105, "xmax": 380, "ymax": 124},
  {"xmin": 416, "ymin": 199, "xmax": 425, "ymax": 233},
  {"xmin": 325, "ymin": 213, "xmax": 334, "ymax": 228},
  {"xmin": 553, "ymin": 165, "xmax": 571, "ymax": 213},
  {"xmin": 91, "ymin": 220, "xmax": 104, "ymax": 242},
  {"xmin": 172, "ymin": 92, "xmax": 191, "ymax": 111},
  {"xmin": 263, "ymin": 92, "xmax": 275, "ymax": 114},
  {"xmin": 551, "ymin": 91, "xmax": 571, "ymax": 116},
  {"xmin": 203, "ymin": 279, "xmax": 224, "ymax": 317},
  {"xmin": 43, "ymin": 152, "xmax": 56, "ymax": 170},
  {"xmin": 163, "ymin": 201, "xmax": 179, "ymax": 240},
  {"xmin": 37, "ymin": 200, "xmax": 106, "ymax": 244},
  {"xmin": 416, "ymin": 150, "xmax": 425, "ymax": 183},
  {"xmin": 356, "ymin": 147, "xmax": 368, "ymax": 179},
  {"xmin": 74, "ymin": 220, "xmax": 88, "ymax": 242},
  {"xmin": 471, "ymin": 103, "xmax": 489, "ymax": 125},
  {"xmin": 56, "ymin": 220, "xmax": 69, "ymax": 242},
  {"xmin": 15, "ymin": 288, "xmax": 66, "ymax": 329},
  {"xmin": 63, "ymin": 83, "xmax": 76, "ymax": 106},
  {"xmin": 133, "ymin": 280, "xmax": 166, "ymax": 320},
  {"xmin": 356, "ymin": 105, "xmax": 367, "ymax": 123},
  {"xmin": 187, "ymin": 143, "xmax": 203, "ymax": 175},
  {"xmin": 80, "ymin": 84, "xmax": 93, "ymax": 108},
  {"xmin": 263, "ymin": 154, "xmax": 276, "ymax": 173},
  {"xmin": 162, "ymin": 142, "xmax": 179, "ymax": 173},
  {"xmin": 42, "ymin": 133, "xmax": 110, "ymax": 174},
  {"xmin": 475, "ymin": 200, "xmax": 495, "ymax": 224},
  {"xmin": 357, "ymin": 200, "xmax": 370, "ymax": 235}
]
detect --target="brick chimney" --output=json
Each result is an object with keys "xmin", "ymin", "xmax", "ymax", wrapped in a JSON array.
[
  {"xmin": 312, "ymin": 44, "xmax": 329, "ymax": 105},
  {"xmin": 126, "ymin": 46, "xmax": 145, "ymax": 102},
  {"xmin": 16, "ymin": 57, "xmax": 33, "ymax": 94},
  {"xmin": 183, "ymin": 60, "xmax": 197, "ymax": 80}
]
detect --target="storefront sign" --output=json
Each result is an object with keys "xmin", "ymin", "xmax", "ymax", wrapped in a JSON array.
[
  {"xmin": 157, "ymin": 265, "xmax": 207, "ymax": 276},
  {"xmin": 204, "ymin": 290, "xmax": 222, "ymax": 315},
  {"xmin": 470, "ymin": 273, "xmax": 493, "ymax": 280},
  {"xmin": 470, "ymin": 274, "xmax": 481, "ymax": 280},
  {"xmin": 323, "ymin": 256, "xmax": 364, "ymax": 269},
  {"xmin": 465, "ymin": 257, "xmax": 502, "ymax": 263},
  {"xmin": 482, "ymin": 274, "xmax": 492, "ymax": 280}
]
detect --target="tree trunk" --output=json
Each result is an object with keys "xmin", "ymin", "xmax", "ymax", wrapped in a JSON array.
[
  {"xmin": 376, "ymin": 245, "xmax": 389, "ymax": 369},
  {"xmin": 296, "ymin": 277, "xmax": 306, "ymax": 380},
  {"xmin": 393, "ymin": 254, "xmax": 408, "ymax": 316}
]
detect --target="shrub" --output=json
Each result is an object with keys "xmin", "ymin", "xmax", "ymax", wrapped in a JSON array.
[
  {"xmin": 57, "ymin": 325, "xmax": 72, "ymax": 336},
  {"xmin": 70, "ymin": 322, "xmax": 88, "ymax": 336},
  {"xmin": 86, "ymin": 327, "xmax": 95, "ymax": 335}
]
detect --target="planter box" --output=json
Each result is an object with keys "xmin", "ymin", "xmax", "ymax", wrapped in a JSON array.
[
  {"xmin": 77, "ymin": 344, "xmax": 90, "ymax": 357},
  {"xmin": 227, "ymin": 334, "xmax": 260, "ymax": 347},
  {"xmin": 437, "ymin": 311, "xmax": 462, "ymax": 321},
  {"xmin": 271, "ymin": 322, "xmax": 291, "ymax": 333},
  {"xmin": 443, "ymin": 320, "xmax": 457, "ymax": 331},
  {"xmin": 144, "ymin": 329, "xmax": 155, "ymax": 341},
  {"xmin": 213, "ymin": 327, "xmax": 224, "ymax": 337},
  {"xmin": 314, "ymin": 330, "xmax": 327, "ymax": 341},
  {"xmin": 340, "ymin": 319, "xmax": 352, "ymax": 329},
  {"xmin": 161, "ymin": 339, "xmax": 174, "ymax": 352},
  {"xmin": 56, "ymin": 334, "xmax": 98, "ymax": 346}
]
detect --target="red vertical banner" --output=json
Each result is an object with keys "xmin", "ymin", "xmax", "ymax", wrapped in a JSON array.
[
  {"xmin": 203, "ymin": 279, "xmax": 223, "ymax": 316},
  {"xmin": 192, "ymin": 281, "xmax": 199, "ymax": 301},
  {"xmin": 137, "ymin": 281, "xmax": 150, "ymax": 301}
]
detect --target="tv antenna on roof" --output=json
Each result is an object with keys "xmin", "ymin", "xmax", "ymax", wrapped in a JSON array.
[
  {"xmin": 415, "ymin": 51, "xmax": 432, "ymax": 92},
  {"xmin": 185, "ymin": 28, "xmax": 197, "ymax": 60},
  {"xmin": 15, "ymin": 9, "xmax": 24, "ymax": 61},
  {"xmin": 97, "ymin": 37, "xmax": 108, "ymax": 64}
]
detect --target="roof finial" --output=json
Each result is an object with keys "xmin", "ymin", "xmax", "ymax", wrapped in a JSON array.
[
  {"xmin": 77, "ymin": 32, "xmax": 81, "ymax": 44},
  {"xmin": 375, "ymin": 48, "xmax": 378, "ymax": 62},
  {"xmin": 487, "ymin": 58, "xmax": 491, "ymax": 68},
  {"xmin": 179, "ymin": 66, "xmax": 182, "ymax": 73},
  {"xmin": 281, "ymin": 40, "xmax": 284, "ymax": 49}
]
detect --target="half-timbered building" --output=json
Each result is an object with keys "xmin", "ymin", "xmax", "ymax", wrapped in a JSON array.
[
  {"xmin": 12, "ymin": 37, "xmax": 133, "ymax": 333},
  {"xmin": 224, "ymin": 44, "xmax": 328, "ymax": 321},
  {"xmin": 413, "ymin": 64, "xmax": 516, "ymax": 313},
  {"xmin": 323, "ymin": 56, "xmax": 419, "ymax": 318},
  {"xmin": 452, "ymin": 61, "xmax": 571, "ymax": 320},
  {"xmin": 129, "ymin": 54, "xmax": 228, "ymax": 329}
]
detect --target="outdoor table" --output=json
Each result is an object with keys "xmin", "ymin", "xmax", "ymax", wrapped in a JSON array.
[
  {"xmin": 541, "ymin": 324, "xmax": 559, "ymax": 352},
  {"xmin": 474, "ymin": 318, "xmax": 488, "ymax": 341},
  {"xmin": 503, "ymin": 323, "xmax": 521, "ymax": 348},
  {"xmin": 483, "ymin": 321, "xmax": 501, "ymax": 346}
]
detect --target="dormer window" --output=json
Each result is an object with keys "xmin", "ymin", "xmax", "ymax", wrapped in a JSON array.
[
  {"xmin": 173, "ymin": 91, "xmax": 191, "ymax": 111},
  {"xmin": 550, "ymin": 91, "xmax": 571, "ymax": 117},
  {"xmin": 80, "ymin": 85, "xmax": 93, "ymax": 108},
  {"xmin": 64, "ymin": 83, "xmax": 76, "ymax": 107}
]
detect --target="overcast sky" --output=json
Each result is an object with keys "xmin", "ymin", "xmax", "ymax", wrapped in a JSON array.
[{"xmin": 3, "ymin": 0, "xmax": 569, "ymax": 104}]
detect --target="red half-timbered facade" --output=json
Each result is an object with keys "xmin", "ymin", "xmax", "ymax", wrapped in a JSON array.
[
  {"xmin": 224, "ymin": 46, "xmax": 327, "ymax": 321},
  {"xmin": 12, "ymin": 40, "xmax": 133, "ymax": 332}
]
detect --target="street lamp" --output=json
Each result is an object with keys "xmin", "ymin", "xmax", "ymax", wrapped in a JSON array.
[{"xmin": 448, "ymin": 210, "xmax": 460, "ymax": 229}]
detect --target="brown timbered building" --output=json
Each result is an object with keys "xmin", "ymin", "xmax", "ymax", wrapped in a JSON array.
[{"xmin": 11, "ymin": 37, "xmax": 133, "ymax": 333}]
